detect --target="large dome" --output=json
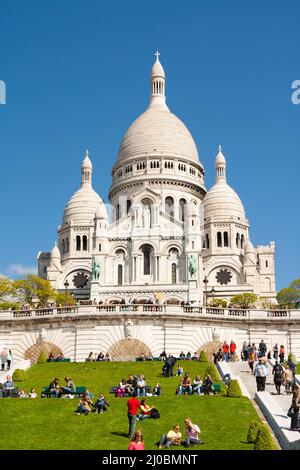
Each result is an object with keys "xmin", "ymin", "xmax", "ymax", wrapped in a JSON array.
[{"xmin": 117, "ymin": 106, "xmax": 200, "ymax": 164}]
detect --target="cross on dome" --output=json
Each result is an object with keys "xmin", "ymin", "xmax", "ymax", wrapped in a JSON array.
[{"xmin": 155, "ymin": 50, "xmax": 160, "ymax": 61}]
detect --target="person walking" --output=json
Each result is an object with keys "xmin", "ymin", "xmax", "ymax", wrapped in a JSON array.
[
  {"xmin": 230, "ymin": 340, "xmax": 237, "ymax": 362},
  {"xmin": 248, "ymin": 349, "xmax": 255, "ymax": 374},
  {"xmin": 254, "ymin": 358, "xmax": 268, "ymax": 392},
  {"xmin": 222, "ymin": 341, "xmax": 229, "ymax": 362},
  {"xmin": 279, "ymin": 345, "xmax": 285, "ymax": 363},
  {"xmin": 282, "ymin": 365, "xmax": 294, "ymax": 394},
  {"xmin": 6, "ymin": 350, "xmax": 12, "ymax": 371},
  {"xmin": 1, "ymin": 348, "xmax": 8, "ymax": 371},
  {"xmin": 258, "ymin": 340, "xmax": 267, "ymax": 358},
  {"xmin": 272, "ymin": 343, "xmax": 279, "ymax": 361},
  {"xmin": 242, "ymin": 341, "xmax": 248, "ymax": 361},
  {"xmin": 127, "ymin": 395, "xmax": 140, "ymax": 438},
  {"xmin": 272, "ymin": 361, "xmax": 283, "ymax": 395}
]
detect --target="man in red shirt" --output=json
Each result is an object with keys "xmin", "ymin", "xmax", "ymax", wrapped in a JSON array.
[
  {"xmin": 127, "ymin": 396, "xmax": 140, "ymax": 438},
  {"xmin": 230, "ymin": 340, "xmax": 237, "ymax": 362}
]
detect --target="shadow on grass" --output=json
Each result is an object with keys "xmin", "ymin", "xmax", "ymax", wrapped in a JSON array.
[{"xmin": 111, "ymin": 432, "xmax": 129, "ymax": 438}]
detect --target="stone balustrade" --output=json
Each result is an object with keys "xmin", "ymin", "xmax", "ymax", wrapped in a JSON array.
[{"xmin": 0, "ymin": 305, "xmax": 298, "ymax": 322}]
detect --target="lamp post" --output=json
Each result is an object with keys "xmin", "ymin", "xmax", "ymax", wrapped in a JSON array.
[
  {"xmin": 211, "ymin": 287, "xmax": 216, "ymax": 305},
  {"xmin": 64, "ymin": 280, "xmax": 69, "ymax": 305},
  {"xmin": 203, "ymin": 276, "xmax": 208, "ymax": 307}
]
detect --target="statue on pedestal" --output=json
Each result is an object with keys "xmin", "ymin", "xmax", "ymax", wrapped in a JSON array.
[
  {"xmin": 188, "ymin": 255, "xmax": 197, "ymax": 279},
  {"xmin": 92, "ymin": 257, "xmax": 101, "ymax": 281}
]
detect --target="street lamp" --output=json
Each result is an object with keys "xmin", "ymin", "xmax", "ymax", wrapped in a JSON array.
[
  {"xmin": 64, "ymin": 280, "xmax": 69, "ymax": 305},
  {"xmin": 203, "ymin": 276, "xmax": 208, "ymax": 307}
]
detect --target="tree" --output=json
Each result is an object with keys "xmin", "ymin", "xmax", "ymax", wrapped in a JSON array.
[
  {"xmin": 55, "ymin": 292, "xmax": 76, "ymax": 307},
  {"xmin": 230, "ymin": 293, "xmax": 258, "ymax": 309},
  {"xmin": 254, "ymin": 425, "xmax": 276, "ymax": 450},
  {"xmin": 0, "ymin": 276, "xmax": 13, "ymax": 301},
  {"xmin": 226, "ymin": 379, "xmax": 242, "ymax": 397},
  {"xmin": 209, "ymin": 298, "xmax": 228, "ymax": 308},
  {"xmin": 14, "ymin": 275, "xmax": 56, "ymax": 307}
]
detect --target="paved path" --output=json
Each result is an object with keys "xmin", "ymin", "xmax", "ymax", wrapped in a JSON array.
[{"xmin": 226, "ymin": 359, "xmax": 292, "ymax": 413}]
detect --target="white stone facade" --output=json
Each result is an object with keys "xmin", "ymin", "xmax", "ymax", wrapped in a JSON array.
[{"xmin": 37, "ymin": 54, "xmax": 276, "ymax": 305}]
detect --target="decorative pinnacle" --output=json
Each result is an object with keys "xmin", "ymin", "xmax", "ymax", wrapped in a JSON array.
[
  {"xmin": 85, "ymin": 149, "xmax": 89, "ymax": 157},
  {"xmin": 218, "ymin": 144, "xmax": 222, "ymax": 153}
]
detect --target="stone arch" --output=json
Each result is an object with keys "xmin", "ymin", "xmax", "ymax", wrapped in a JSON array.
[
  {"xmin": 24, "ymin": 342, "xmax": 62, "ymax": 364},
  {"xmin": 107, "ymin": 339, "xmax": 151, "ymax": 361},
  {"xmin": 197, "ymin": 341, "xmax": 223, "ymax": 362}
]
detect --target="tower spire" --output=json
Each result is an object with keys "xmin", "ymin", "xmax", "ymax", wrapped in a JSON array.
[
  {"xmin": 215, "ymin": 145, "xmax": 226, "ymax": 183},
  {"xmin": 81, "ymin": 148, "xmax": 93, "ymax": 186},
  {"xmin": 149, "ymin": 51, "xmax": 168, "ymax": 109}
]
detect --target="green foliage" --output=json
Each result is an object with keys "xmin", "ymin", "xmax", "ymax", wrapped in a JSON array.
[
  {"xmin": 277, "ymin": 287, "xmax": 299, "ymax": 309},
  {"xmin": 219, "ymin": 382, "xmax": 227, "ymax": 396},
  {"xmin": 226, "ymin": 379, "xmax": 242, "ymax": 398},
  {"xmin": 230, "ymin": 293, "xmax": 258, "ymax": 309},
  {"xmin": 199, "ymin": 351, "xmax": 208, "ymax": 362},
  {"xmin": 55, "ymin": 292, "xmax": 76, "ymax": 307},
  {"xmin": 254, "ymin": 425, "xmax": 276, "ymax": 450},
  {"xmin": 0, "ymin": 301, "xmax": 20, "ymax": 311},
  {"xmin": 12, "ymin": 369, "xmax": 27, "ymax": 382},
  {"xmin": 209, "ymin": 298, "xmax": 228, "ymax": 308},
  {"xmin": 205, "ymin": 364, "xmax": 219, "ymax": 381},
  {"xmin": 37, "ymin": 352, "xmax": 47, "ymax": 364},
  {"xmin": 247, "ymin": 421, "xmax": 261, "ymax": 443},
  {"xmin": 14, "ymin": 275, "xmax": 56, "ymax": 307},
  {"xmin": 0, "ymin": 276, "xmax": 13, "ymax": 301}
]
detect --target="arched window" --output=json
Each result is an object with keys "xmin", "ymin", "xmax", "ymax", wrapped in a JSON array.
[
  {"xmin": 179, "ymin": 198, "xmax": 186, "ymax": 223},
  {"xmin": 76, "ymin": 235, "xmax": 81, "ymax": 251},
  {"xmin": 217, "ymin": 232, "xmax": 222, "ymax": 248},
  {"xmin": 165, "ymin": 196, "xmax": 174, "ymax": 219},
  {"xmin": 62, "ymin": 239, "xmax": 65, "ymax": 253},
  {"xmin": 141, "ymin": 244, "xmax": 152, "ymax": 275},
  {"xmin": 127, "ymin": 199, "xmax": 132, "ymax": 214},
  {"xmin": 266, "ymin": 260, "xmax": 269, "ymax": 268},
  {"xmin": 82, "ymin": 235, "xmax": 88, "ymax": 251},
  {"xmin": 241, "ymin": 234, "xmax": 245, "ymax": 249},
  {"xmin": 236, "ymin": 233, "xmax": 240, "ymax": 248},
  {"xmin": 224, "ymin": 231, "xmax": 229, "ymax": 247},
  {"xmin": 118, "ymin": 265, "xmax": 123, "ymax": 285},
  {"xmin": 116, "ymin": 204, "xmax": 120, "ymax": 221},
  {"xmin": 171, "ymin": 263, "xmax": 177, "ymax": 284},
  {"xmin": 206, "ymin": 234, "xmax": 210, "ymax": 249}
]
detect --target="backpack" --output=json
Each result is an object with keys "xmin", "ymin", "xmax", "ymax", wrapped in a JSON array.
[{"xmin": 150, "ymin": 408, "xmax": 160, "ymax": 419}]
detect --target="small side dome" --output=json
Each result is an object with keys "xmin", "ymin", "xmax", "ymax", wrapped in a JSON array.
[
  {"xmin": 151, "ymin": 52, "xmax": 165, "ymax": 78},
  {"xmin": 95, "ymin": 201, "xmax": 108, "ymax": 220},
  {"xmin": 51, "ymin": 242, "xmax": 60, "ymax": 259},
  {"xmin": 215, "ymin": 145, "xmax": 226, "ymax": 166}
]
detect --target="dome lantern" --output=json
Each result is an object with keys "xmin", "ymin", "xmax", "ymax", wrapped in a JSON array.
[
  {"xmin": 215, "ymin": 145, "xmax": 226, "ymax": 183},
  {"xmin": 81, "ymin": 149, "xmax": 92, "ymax": 186},
  {"xmin": 150, "ymin": 51, "xmax": 168, "ymax": 109}
]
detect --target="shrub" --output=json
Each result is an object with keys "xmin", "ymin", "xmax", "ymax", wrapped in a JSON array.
[
  {"xmin": 219, "ymin": 382, "xmax": 227, "ymax": 396},
  {"xmin": 199, "ymin": 351, "xmax": 208, "ymax": 362},
  {"xmin": 247, "ymin": 421, "xmax": 261, "ymax": 443},
  {"xmin": 205, "ymin": 364, "xmax": 219, "ymax": 382},
  {"xmin": 37, "ymin": 351, "xmax": 47, "ymax": 364},
  {"xmin": 209, "ymin": 298, "xmax": 228, "ymax": 308},
  {"xmin": 0, "ymin": 301, "xmax": 20, "ymax": 311},
  {"xmin": 226, "ymin": 379, "xmax": 242, "ymax": 397},
  {"xmin": 12, "ymin": 369, "xmax": 27, "ymax": 382},
  {"xmin": 254, "ymin": 425, "xmax": 276, "ymax": 450}
]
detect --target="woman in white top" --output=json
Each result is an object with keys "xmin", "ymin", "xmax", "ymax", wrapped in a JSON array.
[
  {"xmin": 192, "ymin": 375, "xmax": 203, "ymax": 395},
  {"xmin": 182, "ymin": 418, "xmax": 204, "ymax": 447}
]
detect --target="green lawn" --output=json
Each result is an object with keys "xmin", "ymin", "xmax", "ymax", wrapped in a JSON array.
[{"xmin": 0, "ymin": 361, "xmax": 261, "ymax": 450}]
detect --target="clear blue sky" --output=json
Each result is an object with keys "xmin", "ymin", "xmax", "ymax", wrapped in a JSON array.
[{"xmin": 0, "ymin": 0, "xmax": 299, "ymax": 289}]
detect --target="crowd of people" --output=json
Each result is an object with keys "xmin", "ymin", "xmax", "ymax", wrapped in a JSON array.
[
  {"xmin": 176, "ymin": 372, "xmax": 214, "ymax": 396},
  {"xmin": 86, "ymin": 352, "xmax": 111, "ymax": 362}
]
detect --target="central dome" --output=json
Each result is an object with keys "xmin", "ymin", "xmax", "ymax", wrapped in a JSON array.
[
  {"xmin": 117, "ymin": 106, "xmax": 200, "ymax": 163},
  {"xmin": 116, "ymin": 53, "xmax": 202, "ymax": 167}
]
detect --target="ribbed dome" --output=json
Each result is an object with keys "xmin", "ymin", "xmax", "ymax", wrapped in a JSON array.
[
  {"xmin": 117, "ymin": 106, "xmax": 200, "ymax": 164},
  {"xmin": 63, "ymin": 186, "xmax": 101, "ymax": 224},
  {"xmin": 204, "ymin": 180, "xmax": 245, "ymax": 220}
]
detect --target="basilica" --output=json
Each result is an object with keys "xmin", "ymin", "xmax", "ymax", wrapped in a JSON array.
[{"xmin": 37, "ymin": 53, "xmax": 276, "ymax": 306}]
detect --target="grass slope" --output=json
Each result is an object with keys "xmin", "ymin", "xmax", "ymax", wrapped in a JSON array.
[{"xmin": 0, "ymin": 361, "xmax": 260, "ymax": 450}]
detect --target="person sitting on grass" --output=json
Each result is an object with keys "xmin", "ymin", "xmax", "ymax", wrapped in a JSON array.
[
  {"xmin": 93, "ymin": 393, "xmax": 110, "ymax": 414},
  {"xmin": 181, "ymin": 417, "xmax": 204, "ymax": 447},
  {"xmin": 18, "ymin": 388, "xmax": 28, "ymax": 398},
  {"xmin": 104, "ymin": 353, "xmax": 111, "ymax": 361},
  {"xmin": 178, "ymin": 373, "xmax": 192, "ymax": 396},
  {"xmin": 128, "ymin": 430, "xmax": 144, "ymax": 450},
  {"xmin": 186, "ymin": 351, "xmax": 192, "ymax": 360},
  {"xmin": 203, "ymin": 374, "xmax": 213, "ymax": 395},
  {"xmin": 157, "ymin": 424, "xmax": 182, "ymax": 449},
  {"xmin": 87, "ymin": 352, "xmax": 95, "ymax": 362},
  {"xmin": 117, "ymin": 378, "xmax": 127, "ymax": 397},
  {"xmin": 152, "ymin": 383, "xmax": 161, "ymax": 396},
  {"xmin": 75, "ymin": 393, "xmax": 93, "ymax": 415},
  {"xmin": 179, "ymin": 351, "xmax": 186, "ymax": 360},
  {"xmin": 96, "ymin": 352, "xmax": 105, "ymax": 361},
  {"xmin": 29, "ymin": 387, "xmax": 37, "ymax": 398},
  {"xmin": 3, "ymin": 375, "xmax": 14, "ymax": 397},
  {"xmin": 136, "ymin": 375, "xmax": 147, "ymax": 397},
  {"xmin": 176, "ymin": 365, "xmax": 184, "ymax": 377},
  {"xmin": 137, "ymin": 399, "xmax": 152, "ymax": 421},
  {"xmin": 125, "ymin": 374, "xmax": 136, "ymax": 397},
  {"xmin": 49, "ymin": 378, "xmax": 61, "ymax": 398},
  {"xmin": 61, "ymin": 376, "xmax": 76, "ymax": 395},
  {"xmin": 192, "ymin": 375, "xmax": 203, "ymax": 395},
  {"xmin": 192, "ymin": 351, "xmax": 199, "ymax": 361}
]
